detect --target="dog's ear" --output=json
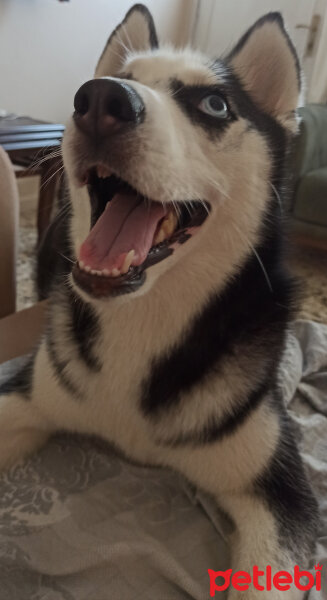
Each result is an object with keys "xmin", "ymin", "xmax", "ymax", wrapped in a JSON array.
[
  {"xmin": 95, "ymin": 4, "xmax": 158, "ymax": 77},
  {"xmin": 227, "ymin": 13, "xmax": 301, "ymax": 121}
]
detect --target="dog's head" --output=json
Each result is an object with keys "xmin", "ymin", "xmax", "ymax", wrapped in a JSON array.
[{"xmin": 62, "ymin": 4, "xmax": 301, "ymax": 302}]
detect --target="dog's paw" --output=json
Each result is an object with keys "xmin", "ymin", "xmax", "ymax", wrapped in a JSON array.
[{"xmin": 0, "ymin": 393, "xmax": 50, "ymax": 470}]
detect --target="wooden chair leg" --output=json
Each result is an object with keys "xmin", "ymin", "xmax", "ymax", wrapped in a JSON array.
[
  {"xmin": 0, "ymin": 148, "xmax": 19, "ymax": 317},
  {"xmin": 37, "ymin": 158, "xmax": 62, "ymax": 245}
]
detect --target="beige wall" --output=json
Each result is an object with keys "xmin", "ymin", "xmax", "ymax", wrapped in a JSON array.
[{"xmin": 0, "ymin": 0, "xmax": 195, "ymax": 125}]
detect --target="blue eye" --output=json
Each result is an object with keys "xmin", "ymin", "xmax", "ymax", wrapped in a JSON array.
[{"xmin": 198, "ymin": 94, "xmax": 228, "ymax": 118}]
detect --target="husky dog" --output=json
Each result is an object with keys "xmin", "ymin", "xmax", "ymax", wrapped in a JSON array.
[{"xmin": 0, "ymin": 5, "xmax": 318, "ymax": 598}]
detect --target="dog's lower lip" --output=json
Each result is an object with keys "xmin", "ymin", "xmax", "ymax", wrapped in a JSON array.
[{"xmin": 72, "ymin": 261, "xmax": 146, "ymax": 298}]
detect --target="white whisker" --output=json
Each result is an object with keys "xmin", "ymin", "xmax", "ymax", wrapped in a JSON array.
[
  {"xmin": 58, "ymin": 252, "xmax": 75, "ymax": 265},
  {"xmin": 233, "ymin": 224, "xmax": 273, "ymax": 292},
  {"xmin": 270, "ymin": 183, "xmax": 283, "ymax": 213},
  {"xmin": 40, "ymin": 165, "xmax": 65, "ymax": 191}
]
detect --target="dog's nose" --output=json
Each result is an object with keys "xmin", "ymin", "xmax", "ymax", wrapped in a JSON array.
[{"xmin": 73, "ymin": 78, "xmax": 145, "ymax": 137}]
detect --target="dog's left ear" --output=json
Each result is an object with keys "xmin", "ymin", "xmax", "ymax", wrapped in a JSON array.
[
  {"xmin": 227, "ymin": 13, "xmax": 301, "ymax": 124},
  {"xmin": 95, "ymin": 4, "xmax": 158, "ymax": 77}
]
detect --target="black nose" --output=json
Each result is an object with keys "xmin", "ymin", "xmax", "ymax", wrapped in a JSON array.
[{"xmin": 73, "ymin": 78, "xmax": 145, "ymax": 137}]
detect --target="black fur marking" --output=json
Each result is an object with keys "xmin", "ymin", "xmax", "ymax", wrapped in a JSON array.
[
  {"xmin": 256, "ymin": 408, "xmax": 319, "ymax": 558},
  {"xmin": 46, "ymin": 335, "xmax": 82, "ymax": 400},
  {"xmin": 141, "ymin": 246, "xmax": 295, "ymax": 418},
  {"xmin": 209, "ymin": 64, "xmax": 288, "ymax": 159},
  {"xmin": 170, "ymin": 65, "xmax": 288, "ymax": 157},
  {"xmin": 37, "ymin": 183, "xmax": 72, "ymax": 300},
  {"xmin": 96, "ymin": 3, "xmax": 158, "ymax": 75},
  {"xmin": 177, "ymin": 232, "xmax": 191, "ymax": 245},
  {"xmin": 170, "ymin": 81, "xmax": 236, "ymax": 136},
  {"xmin": 157, "ymin": 381, "xmax": 269, "ymax": 447},
  {"xmin": 66, "ymin": 291, "xmax": 102, "ymax": 372},
  {"xmin": 38, "ymin": 195, "xmax": 100, "ymax": 370},
  {"xmin": 0, "ymin": 354, "xmax": 35, "ymax": 398},
  {"xmin": 208, "ymin": 63, "xmax": 293, "ymax": 214},
  {"xmin": 226, "ymin": 12, "xmax": 301, "ymax": 89}
]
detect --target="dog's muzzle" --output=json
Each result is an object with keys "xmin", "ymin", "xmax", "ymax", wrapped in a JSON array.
[
  {"xmin": 70, "ymin": 78, "xmax": 211, "ymax": 299},
  {"xmin": 73, "ymin": 78, "xmax": 145, "ymax": 139}
]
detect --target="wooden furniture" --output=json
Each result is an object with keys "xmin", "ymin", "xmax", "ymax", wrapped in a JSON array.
[
  {"xmin": 0, "ymin": 116, "xmax": 65, "ymax": 243},
  {"xmin": 0, "ymin": 147, "xmax": 19, "ymax": 317}
]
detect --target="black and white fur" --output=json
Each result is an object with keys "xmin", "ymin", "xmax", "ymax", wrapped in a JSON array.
[{"xmin": 0, "ymin": 6, "xmax": 318, "ymax": 598}]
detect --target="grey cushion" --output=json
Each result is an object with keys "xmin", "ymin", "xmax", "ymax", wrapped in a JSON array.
[{"xmin": 294, "ymin": 167, "xmax": 327, "ymax": 227}]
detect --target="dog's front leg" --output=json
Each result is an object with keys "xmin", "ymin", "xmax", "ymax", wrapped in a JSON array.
[
  {"xmin": 212, "ymin": 435, "xmax": 318, "ymax": 600},
  {"xmin": 214, "ymin": 490, "xmax": 307, "ymax": 600},
  {"xmin": 0, "ymin": 341, "xmax": 68, "ymax": 470},
  {"xmin": 0, "ymin": 391, "xmax": 51, "ymax": 470},
  {"xmin": 164, "ymin": 408, "xmax": 318, "ymax": 600}
]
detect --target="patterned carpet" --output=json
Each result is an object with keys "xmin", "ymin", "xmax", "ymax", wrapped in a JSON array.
[
  {"xmin": 290, "ymin": 245, "xmax": 327, "ymax": 324},
  {"xmin": 17, "ymin": 212, "xmax": 37, "ymax": 311},
  {"xmin": 17, "ymin": 216, "xmax": 327, "ymax": 324}
]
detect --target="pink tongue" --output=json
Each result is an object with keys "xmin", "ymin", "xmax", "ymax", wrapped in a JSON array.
[{"xmin": 79, "ymin": 194, "xmax": 166, "ymax": 272}]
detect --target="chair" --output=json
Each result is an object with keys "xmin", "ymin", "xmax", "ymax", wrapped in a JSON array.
[{"xmin": 291, "ymin": 104, "xmax": 327, "ymax": 245}]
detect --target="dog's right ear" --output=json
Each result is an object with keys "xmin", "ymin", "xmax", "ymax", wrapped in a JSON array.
[{"xmin": 95, "ymin": 4, "xmax": 158, "ymax": 78}]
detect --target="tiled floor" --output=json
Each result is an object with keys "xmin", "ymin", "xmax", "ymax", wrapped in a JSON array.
[{"xmin": 17, "ymin": 213, "xmax": 327, "ymax": 324}]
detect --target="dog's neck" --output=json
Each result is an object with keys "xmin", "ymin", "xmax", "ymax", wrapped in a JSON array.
[{"xmin": 95, "ymin": 232, "xmax": 261, "ymax": 362}]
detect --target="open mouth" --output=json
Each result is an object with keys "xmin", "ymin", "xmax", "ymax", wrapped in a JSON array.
[{"xmin": 72, "ymin": 166, "xmax": 210, "ymax": 297}]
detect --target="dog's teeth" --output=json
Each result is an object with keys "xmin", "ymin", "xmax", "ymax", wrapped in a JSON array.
[
  {"xmin": 96, "ymin": 165, "xmax": 105, "ymax": 178},
  {"xmin": 103, "ymin": 269, "xmax": 110, "ymax": 276},
  {"xmin": 121, "ymin": 250, "xmax": 135, "ymax": 274},
  {"xmin": 111, "ymin": 268, "xmax": 120, "ymax": 277},
  {"xmin": 79, "ymin": 260, "xmax": 85, "ymax": 269},
  {"xmin": 88, "ymin": 268, "xmax": 103, "ymax": 276},
  {"xmin": 166, "ymin": 211, "xmax": 178, "ymax": 233},
  {"xmin": 84, "ymin": 265, "xmax": 91, "ymax": 272},
  {"xmin": 96, "ymin": 165, "xmax": 111, "ymax": 178},
  {"xmin": 170, "ymin": 210, "xmax": 178, "ymax": 229},
  {"xmin": 163, "ymin": 217, "xmax": 175, "ymax": 237},
  {"xmin": 153, "ymin": 211, "xmax": 178, "ymax": 246},
  {"xmin": 154, "ymin": 227, "xmax": 165, "ymax": 245}
]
